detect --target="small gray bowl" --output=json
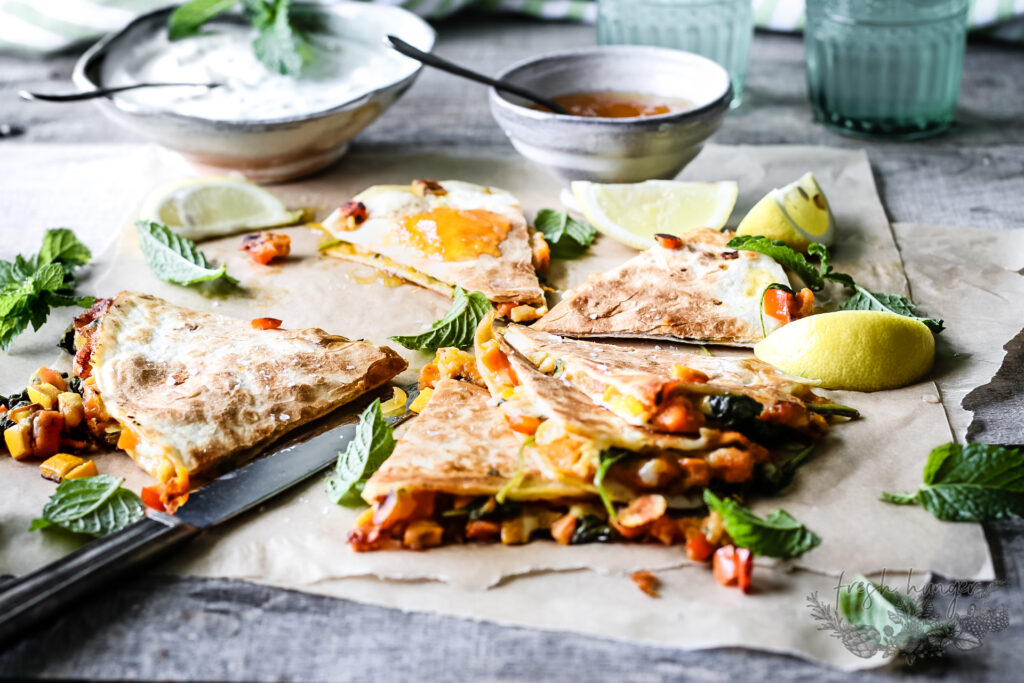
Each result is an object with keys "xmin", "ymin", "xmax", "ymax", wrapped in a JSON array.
[
  {"xmin": 489, "ymin": 46, "xmax": 732, "ymax": 184},
  {"xmin": 72, "ymin": 2, "xmax": 434, "ymax": 183}
]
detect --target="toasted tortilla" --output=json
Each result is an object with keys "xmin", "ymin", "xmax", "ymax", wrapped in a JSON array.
[
  {"xmin": 75, "ymin": 292, "xmax": 406, "ymax": 481},
  {"xmin": 322, "ymin": 180, "xmax": 545, "ymax": 306},
  {"xmin": 362, "ymin": 379, "xmax": 592, "ymax": 502},
  {"xmin": 532, "ymin": 228, "xmax": 789, "ymax": 346},
  {"xmin": 502, "ymin": 323, "xmax": 825, "ymax": 431}
]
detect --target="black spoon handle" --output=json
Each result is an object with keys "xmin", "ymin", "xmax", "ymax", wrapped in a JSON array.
[
  {"xmin": 386, "ymin": 35, "xmax": 570, "ymax": 115},
  {"xmin": 19, "ymin": 82, "xmax": 220, "ymax": 103}
]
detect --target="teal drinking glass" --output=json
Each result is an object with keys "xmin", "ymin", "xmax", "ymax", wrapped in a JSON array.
[
  {"xmin": 597, "ymin": 0, "xmax": 753, "ymax": 107},
  {"xmin": 805, "ymin": 0, "xmax": 970, "ymax": 140}
]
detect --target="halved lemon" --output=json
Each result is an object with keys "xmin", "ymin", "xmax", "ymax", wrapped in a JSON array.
[
  {"xmin": 139, "ymin": 177, "xmax": 303, "ymax": 241},
  {"xmin": 736, "ymin": 172, "xmax": 835, "ymax": 252},
  {"xmin": 754, "ymin": 310, "xmax": 934, "ymax": 391},
  {"xmin": 571, "ymin": 180, "xmax": 738, "ymax": 250}
]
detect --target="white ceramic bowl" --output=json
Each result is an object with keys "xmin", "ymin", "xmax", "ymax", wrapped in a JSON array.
[
  {"xmin": 489, "ymin": 46, "xmax": 732, "ymax": 184},
  {"xmin": 73, "ymin": 2, "xmax": 435, "ymax": 182}
]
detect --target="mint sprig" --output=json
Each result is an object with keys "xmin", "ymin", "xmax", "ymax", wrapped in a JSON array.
[
  {"xmin": 30, "ymin": 475, "xmax": 144, "ymax": 538},
  {"xmin": 703, "ymin": 489, "xmax": 821, "ymax": 559},
  {"xmin": 1, "ymin": 228, "xmax": 94, "ymax": 352},
  {"xmin": 136, "ymin": 220, "xmax": 237, "ymax": 287},
  {"xmin": 390, "ymin": 286, "xmax": 492, "ymax": 352},
  {"xmin": 727, "ymin": 235, "xmax": 943, "ymax": 333},
  {"xmin": 169, "ymin": 0, "xmax": 312, "ymax": 76},
  {"xmin": 326, "ymin": 399, "xmax": 396, "ymax": 507},
  {"xmin": 881, "ymin": 442, "xmax": 1024, "ymax": 521},
  {"xmin": 534, "ymin": 209, "xmax": 596, "ymax": 259}
]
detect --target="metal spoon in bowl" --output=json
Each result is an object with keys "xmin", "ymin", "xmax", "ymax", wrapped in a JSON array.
[
  {"xmin": 385, "ymin": 35, "xmax": 570, "ymax": 116},
  {"xmin": 19, "ymin": 81, "xmax": 222, "ymax": 103}
]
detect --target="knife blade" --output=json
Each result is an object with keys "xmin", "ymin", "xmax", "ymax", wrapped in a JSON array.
[{"xmin": 0, "ymin": 382, "xmax": 419, "ymax": 646}]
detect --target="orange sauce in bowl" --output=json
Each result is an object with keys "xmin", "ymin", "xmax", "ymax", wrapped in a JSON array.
[{"xmin": 535, "ymin": 91, "xmax": 694, "ymax": 118}]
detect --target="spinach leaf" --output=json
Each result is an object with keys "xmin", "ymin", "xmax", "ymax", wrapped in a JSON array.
[
  {"xmin": 570, "ymin": 514, "xmax": 619, "ymax": 544},
  {"xmin": 841, "ymin": 287, "xmax": 945, "ymax": 333},
  {"xmin": 136, "ymin": 220, "xmax": 237, "ymax": 287},
  {"xmin": 806, "ymin": 402, "xmax": 860, "ymax": 418},
  {"xmin": 881, "ymin": 442, "xmax": 1024, "ymax": 521},
  {"xmin": 1, "ymin": 229, "xmax": 94, "ymax": 352},
  {"xmin": 533, "ymin": 209, "xmax": 597, "ymax": 259},
  {"xmin": 703, "ymin": 393, "xmax": 763, "ymax": 424},
  {"xmin": 326, "ymin": 399, "xmax": 396, "ymax": 507},
  {"xmin": 703, "ymin": 490, "xmax": 821, "ymax": 558},
  {"xmin": 390, "ymin": 286, "xmax": 493, "ymax": 352},
  {"xmin": 30, "ymin": 475, "xmax": 144, "ymax": 538},
  {"xmin": 594, "ymin": 448, "xmax": 630, "ymax": 519},
  {"xmin": 755, "ymin": 442, "xmax": 816, "ymax": 495}
]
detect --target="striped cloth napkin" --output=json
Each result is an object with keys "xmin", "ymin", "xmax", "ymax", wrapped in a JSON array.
[{"xmin": 2, "ymin": 0, "xmax": 1022, "ymax": 54}]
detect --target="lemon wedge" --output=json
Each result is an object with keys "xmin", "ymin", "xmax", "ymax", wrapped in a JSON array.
[
  {"xmin": 754, "ymin": 310, "xmax": 934, "ymax": 391},
  {"xmin": 571, "ymin": 180, "xmax": 738, "ymax": 250},
  {"xmin": 139, "ymin": 177, "xmax": 303, "ymax": 241},
  {"xmin": 736, "ymin": 172, "xmax": 835, "ymax": 252}
]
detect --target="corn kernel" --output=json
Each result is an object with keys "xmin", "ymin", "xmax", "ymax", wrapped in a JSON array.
[
  {"xmin": 409, "ymin": 387, "xmax": 433, "ymax": 414},
  {"xmin": 58, "ymin": 392, "xmax": 84, "ymax": 429}
]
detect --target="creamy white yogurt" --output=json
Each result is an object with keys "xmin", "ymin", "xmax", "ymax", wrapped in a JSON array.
[{"xmin": 101, "ymin": 23, "xmax": 416, "ymax": 121}]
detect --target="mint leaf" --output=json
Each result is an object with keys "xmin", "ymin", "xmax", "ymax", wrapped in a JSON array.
[
  {"xmin": 169, "ymin": 0, "xmax": 239, "ymax": 40},
  {"xmin": 1, "ymin": 229, "xmax": 93, "ymax": 352},
  {"xmin": 390, "ymin": 286, "xmax": 492, "ymax": 352},
  {"xmin": 841, "ymin": 287, "xmax": 944, "ymax": 333},
  {"xmin": 31, "ymin": 475, "xmax": 144, "ymax": 538},
  {"xmin": 534, "ymin": 209, "xmax": 596, "ymax": 259},
  {"xmin": 136, "ymin": 220, "xmax": 237, "ymax": 287},
  {"xmin": 727, "ymin": 235, "xmax": 826, "ymax": 290},
  {"xmin": 703, "ymin": 490, "xmax": 821, "ymax": 558},
  {"xmin": 252, "ymin": 0, "xmax": 311, "ymax": 76},
  {"xmin": 38, "ymin": 228, "xmax": 92, "ymax": 271},
  {"xmin": 326, "ymin": 399, "xmax": 396, "ymax": 506},
  {"xmin": 881, "ymin": 442, "xmax": 1024, "ymax": 521}
]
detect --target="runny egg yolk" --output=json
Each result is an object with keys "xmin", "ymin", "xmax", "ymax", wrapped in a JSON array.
[{"xmin": 400, "ymin": 207, "xmax": 511, "ymax": 261}]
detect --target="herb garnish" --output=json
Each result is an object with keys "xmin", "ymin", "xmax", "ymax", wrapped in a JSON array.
[
  {"xmin": 169, "ymin": 0, "xmax": 312, "ymax": 76},
  {"xmin": 703, "ymin": 490, "xmax": 821, "ymax": 559},
  {"xmin": 136, "ymin": 220, "xmax": 238, "ymax": 287},
  {"xmin": 30, "ymin": 475, "xmax": 144, "ymax": 538},
  {"xmin": 390, "ymin": 286, "xmax": 492, "ymax": 352},
  {"xmin": 727, "ymin": 235, "xmax": 943, "ymax": 333},
  {"xmin": 326, "ymin": 399, "xmax": 396, "ymax": 507},
  {"xmin": 881, "ymin": 442, "xmax": 1024, "ymax": 522},
  {"xmin": 1, "ymin": 228, "xmax": 94, "ymax": 352},
  {"xmin": 534, "ymin": 209, "xmax": 597, "ymax": 259}
]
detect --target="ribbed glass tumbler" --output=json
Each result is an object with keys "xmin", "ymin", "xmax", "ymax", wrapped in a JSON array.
[
  {"xmin": 597, "ymin": 0, "xmax": 753, "ymax": 108},
  {"xmin": 805, "ymin": 0, "xmax": 970, "ymax": 140}
]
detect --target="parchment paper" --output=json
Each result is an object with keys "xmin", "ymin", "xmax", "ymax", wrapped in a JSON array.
[{"xmin": 0, "ymin": 143, "xmax": 1009, "ymax": 670}]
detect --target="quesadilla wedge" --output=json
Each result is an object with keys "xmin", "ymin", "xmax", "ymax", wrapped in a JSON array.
[
  {"xmin": 469, "ymin": 312, "xmax": 843, "ymax": 504},
  {"xmin": 350, "ymin": 378, "xmax": 713, "ymax": 551},
  {"xmin": 502, "ymin": 323, "xmax": 834, "ymax": 439},
  {"xmin": 321, "ymin": 179, "xmax": 547, "ymax": 317},
  {"xmin": 72, "ymin": 292, "xmax": 407, "ymax": 510},
  {"xmin": 532, "ymin": 228, "xmax": 796, "ymax": 346}
]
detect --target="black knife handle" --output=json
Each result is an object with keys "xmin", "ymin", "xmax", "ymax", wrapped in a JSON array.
[{"xmin": 0, "ymin": 512, "xmax": 199, "ymax": 647}]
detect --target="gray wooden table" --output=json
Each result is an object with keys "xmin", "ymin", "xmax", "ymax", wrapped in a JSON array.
[{"xmin": 1, "ymin": 15, "xmax": 1022, "ymax": 682}]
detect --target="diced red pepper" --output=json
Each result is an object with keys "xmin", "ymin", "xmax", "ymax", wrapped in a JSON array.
[
  {"xmin": 141, "ymin": 485, "xmax": 166, "ymax": 512},
  {"xmin": 251, "ymin": 317, "xmax": 283, "ymax": 330},
  {"xmin": 686, "ymin": 532, "xmax": 716, "ymax": 562},
  {"xmin": 654, "ymin": 233, "xmax": 684, "ymax": 249},
  {"xmin": 241, "ymin": 232, "xmax": 291, "ymax": 265},
  {"xmin": 505, "ymin": 413, "xmax": 542, "ymax": 435}
]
